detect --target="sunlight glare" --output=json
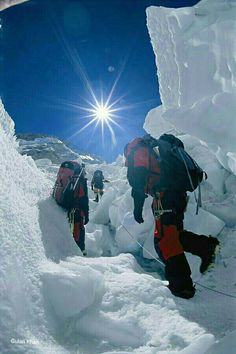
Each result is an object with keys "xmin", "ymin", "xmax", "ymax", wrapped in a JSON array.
[
  {"xmin": 93, "ymin": 104, "xmax": 110, "ymax": 121},
  {"xmin": 48, "ymin": 16, "xmax": 131, "ymax": 148}
]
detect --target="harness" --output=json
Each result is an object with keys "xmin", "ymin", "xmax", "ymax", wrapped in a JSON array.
[{"xmin": 153, "ymin": 192, "xmax": 172, "ymax": 220}]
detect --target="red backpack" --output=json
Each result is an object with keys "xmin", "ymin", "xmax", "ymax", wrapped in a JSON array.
[
  {"xmin": 53, "ymin": 161, "xmax": 84, "ymax": 210},
  {"xmin": 124, "ymin": 138, "xmax": 161, "ymax": 195},
  {"xmin": 124, "ymin": 134, "xmax": 206, "ymax": 193}
]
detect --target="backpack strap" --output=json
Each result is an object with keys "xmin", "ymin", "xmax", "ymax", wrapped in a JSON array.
[
  {"xmin": 177, "ymin": 148, "xmax": 196, "ymax": 192},
  {"xmin": 73, "ymin": 167, "xmax": 85, "ymax": 191},
  {"xmin": 178, "ymin": 147, "xmax": 208, "ymax": 214}
]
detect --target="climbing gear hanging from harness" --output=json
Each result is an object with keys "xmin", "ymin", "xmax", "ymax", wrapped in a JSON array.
[
  {"xmin": 68, "ymin": 208, "xmax": 75, "ymax": 233},
  {"xmin": 153, "ymin": 192, "xmax": 172, "ymax": 219}
]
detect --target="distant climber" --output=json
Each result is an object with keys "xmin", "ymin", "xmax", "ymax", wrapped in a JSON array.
[
  {"xmin": 91, "ymin": 169, "xmax": 109, "ymax": 202},
  {"xmin": 124, "ymin": 133, "xmax": 220, "ymax": 299},
  {"xmin": 53, "ymin": 161, "xmax": 89, "ymax": 255}
]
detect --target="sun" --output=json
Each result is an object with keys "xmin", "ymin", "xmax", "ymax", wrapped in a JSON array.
[
  {"xmin": 47, "ymin": 17, "xmax": 130, "ymax": 147},
  {"xmin": 68, "ymin": 92, "xmax": 124, "ymax": 146},
  {"xmin": 92, "ymin": 103, "xmax": 111, "ymax": 122}
]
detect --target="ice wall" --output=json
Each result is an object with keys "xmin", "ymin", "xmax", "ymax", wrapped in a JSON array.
[
  {"xmin": 146, "ymin": 0, "xmax": 236, "ymax": 174},
  {"xmin": 0, "ymin": 100, "xmax": 69, "ymax": 353}
]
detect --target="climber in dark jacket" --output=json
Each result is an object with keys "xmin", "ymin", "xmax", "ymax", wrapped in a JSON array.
[
  {"xmin": 66, "ymin": 166, "xmax": 89, "ymax": 255},
  {"xmin": 125, "ymin": 134, "xmax": 219, "ymax": 299},
  {"xmin": 91, "ymin": 170, "xmax": 108, "ymax": 202}
]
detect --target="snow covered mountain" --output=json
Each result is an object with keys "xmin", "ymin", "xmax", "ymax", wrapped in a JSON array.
[
  {"xmin": 1, "ymin": 0, "xmax": 236, "ymax": 353},
  {"xmin": 17, "ymin": 133, "xmax": 103, "ymax": 165}
]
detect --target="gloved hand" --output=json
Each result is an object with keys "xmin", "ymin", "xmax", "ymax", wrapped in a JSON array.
[
  {"xmin": 132, "ymin": 189, "xmax": 146, "ymax": 223},
  {"xmin": 133, "ymin": 207, "xmax": 144, "ymax": 223},
  {"xmin": 84, "ymin": 215, "xmax": 89, "ymax": 225}
]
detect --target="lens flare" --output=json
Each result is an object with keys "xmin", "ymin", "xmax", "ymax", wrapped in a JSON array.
[
  {"xmin": 48, "ymin": 17, "xmax": 134, "ymax": 148},
  {"xmin": 76, "ymin": 97, "xmax": 122, "ymax": 146},
  {"xmin": 92, "ymin": 104, "xmax": 111, "ymax": 121}
]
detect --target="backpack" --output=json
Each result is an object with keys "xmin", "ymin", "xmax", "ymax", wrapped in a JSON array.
[
  {"xmin": 124, "ymin": 137, "xmax": 159, "ymax": 190},
  {"xmin": 52, "ymin": 161, "xmax": 84, "ymax": 210},
  {"xmin": 94, "ymin": 170, "xmax": 103, "ymax": 178},
  {"xmin": 124, "ymin": 134, "xmax": 206, "ymax": 193}
]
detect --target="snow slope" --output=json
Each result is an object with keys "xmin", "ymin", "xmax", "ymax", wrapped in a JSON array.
[
  {"xmin": 0, "ymin": 100, "xmax": 61, "ymax": 353},
  {"xmin": 1, "ymin": 92, "xmax": 236, "ymax": 353}
]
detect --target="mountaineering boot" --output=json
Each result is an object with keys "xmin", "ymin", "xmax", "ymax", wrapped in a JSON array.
[
  {"xmin": 82, "ymin": 250, "xmax": 87, "ymax": 256},
  {"xmin": 200, "ymin": 236, "xmax": 220, "ymax": 273},
  {"xmin": 93, "ymin": 194, "xmax": 99, "ymax": 202},
  {"xmin": 168, "ymin": 285, "xmax": 195, "ymax": 299},
  {"xmin": 165, "ymin": 254, "xmax": 195, "ymax": 299},
  {"xmin": 179, "ymin": 231, "xmax": 220, "ymax": 274}
]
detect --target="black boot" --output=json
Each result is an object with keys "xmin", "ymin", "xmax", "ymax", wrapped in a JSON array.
[
  {"xmin": 199, "ymin": 236, "xmax": 219, "ymax": 273},
  {"xmin": 93, "ymin": 194, "xmax": 99, "ymax": 202},
  {"xmin": 166, "ymin": 254, "xmax": 195, "ymax": 299},
  {"xmin": 179, "ymin": 231, "xmax": 220, "ymax": 274},
  {"xmin": 168, "ymin": 285, "xmax": 195, "ymax": 299}
]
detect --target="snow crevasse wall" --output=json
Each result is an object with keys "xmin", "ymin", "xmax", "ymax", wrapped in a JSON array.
[
  {"xmin": 145, "ymin": 0, "xmax": 236, "ymax": 173},
  {"xmin": 0, "ymin": 99, "xmax": 50, "ymax": 351}
]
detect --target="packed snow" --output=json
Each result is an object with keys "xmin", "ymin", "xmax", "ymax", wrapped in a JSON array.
[{"xmin": 1, "ymin": 0, "xmax": 236, "ymax": 353}]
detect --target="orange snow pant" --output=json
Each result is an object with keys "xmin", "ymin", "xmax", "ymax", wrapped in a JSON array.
[
  {"xmin": 152, "ymin": 191, "xmax": 193, "ymax": 292},
  {"xmin": 69, "ymin": 209, "xmax": 85, "ymax": 252},
  {"xmin": 152, "ymin": 191, "xmax": 187, "ymax": 260},
  {"xmin": 93, "ymin": 188, "xmax": 104, "ymax": 202},
  {"xmin": 152, "ymin": 191, "xmax": 214, "ymax": 293}
]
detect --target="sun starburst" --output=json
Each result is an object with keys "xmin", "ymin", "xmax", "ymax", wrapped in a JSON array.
[
  {"xmin": 48, "ymin": 18, "xmax": 131, "ymax": 148},
  {"xmin": 91, "ymin": 103, "xmax": 111, "ymax": 121},
  {"xmin": 74, "ymin": 96, "xmax": 123, "ymax": 146}
]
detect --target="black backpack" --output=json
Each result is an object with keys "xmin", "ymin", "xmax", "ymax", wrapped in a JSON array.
[
  {"xmin": 94, "ymin": 170, "xmax": 103, "ymax": 178},
  {"xmin": 153, "ymin": 134, "xmax": 206, "ymax": 192}
]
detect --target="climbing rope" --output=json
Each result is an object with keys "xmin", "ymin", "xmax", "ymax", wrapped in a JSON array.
[
  {"xmin": 121, "ymin": 223, "xmax": 164, "ymax": 266},
  {"xmin": 121, "ymin": 223, "xmax": 236, "ymax": 299},
  {"xmin": 194, "ymin": 281, "xmax": 236, "ymax": 299}
]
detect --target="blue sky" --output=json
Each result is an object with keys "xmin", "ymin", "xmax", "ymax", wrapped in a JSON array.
[{"xmin": 1, "ymin": 0, "xmax": 199, "ymax": 162}]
